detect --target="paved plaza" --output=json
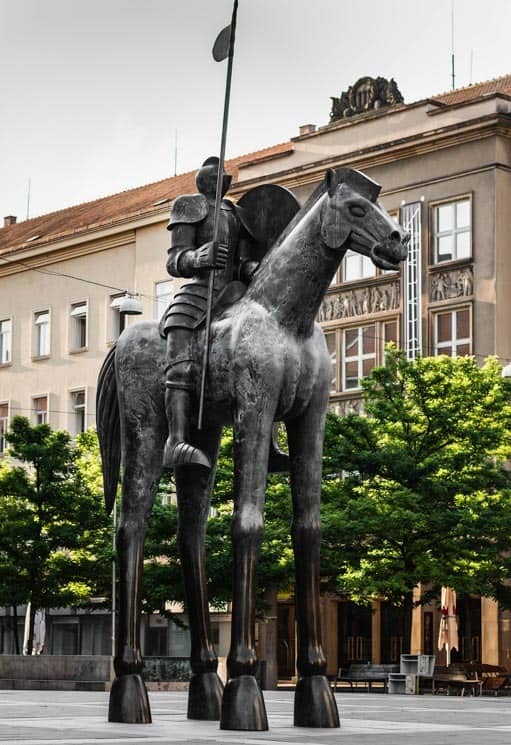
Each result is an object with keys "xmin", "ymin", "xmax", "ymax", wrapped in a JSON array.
[{"xmin": 1, "ymin": 690, "xmax": 511, "ymax": 745}]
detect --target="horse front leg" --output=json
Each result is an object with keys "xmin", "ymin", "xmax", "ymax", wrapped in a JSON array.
[
  {"xmin": 220, "ymin": 404, "xmax": 274, "ymax": 731},
  {"xmin": 108, "ymin": 437, "xmax": 163, "ymax": 724},
  {"xmin": 286, "ymin": 393, "xmax": 340, "ymax": 728},
  {"xmin": 175, "ymin": 424, "xmax": 224, "ymax": 720}
]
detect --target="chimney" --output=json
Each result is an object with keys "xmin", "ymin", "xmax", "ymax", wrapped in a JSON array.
[
  {"xmin": 299, "ymin": 124, "xmax": 317, "ymax": 136},
  {"xmin": 3, "ymin": 215, "xmax": 17, "ymax": 227}
]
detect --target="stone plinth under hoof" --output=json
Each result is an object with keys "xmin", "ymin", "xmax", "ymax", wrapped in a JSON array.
[
  {"xmin": 187, "ymin": 671, "xmax": 224, "ymax": 720},
  {"xmin": 294, "ymin": 675, "xmax": 340, "ymax": 728},
  {"xmin": 108, "ymin": 674, "xmax": 152, "ymax": 724},
  {"xmin": 220, "ymin": 675, "xmax": 268, "ymax": 731}
]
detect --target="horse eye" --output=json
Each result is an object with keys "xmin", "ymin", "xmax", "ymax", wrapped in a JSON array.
[{"xmin": 349, "ymin": 205, "xmax": 366, "ymax": 218}]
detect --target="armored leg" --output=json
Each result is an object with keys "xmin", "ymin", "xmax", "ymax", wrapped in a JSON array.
[{"xmin": 163, "ymin": 330, "xmax": 211, "ymax": 470}]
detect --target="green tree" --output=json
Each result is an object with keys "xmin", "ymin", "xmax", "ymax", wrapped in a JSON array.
[
  {"xmin": 321, "ymin": 350, "xmax": 511, "ymax": 647},
  {"xmin": 0, "ymin": 418, "xmax": 112, "ymax": 652},
  {"xmin": 143, "ymin": 429, "xmax": 295, "ymax": 615}
]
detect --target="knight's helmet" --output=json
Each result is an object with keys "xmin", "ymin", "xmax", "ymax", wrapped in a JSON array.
[{"xmin": 195, "ymin": 156, "xmax": 232, "ymax": 199}]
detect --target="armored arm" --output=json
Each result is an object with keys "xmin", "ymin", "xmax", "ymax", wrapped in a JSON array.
[
  {"xmin": 166, "ymin": 194, "xmax": 228, "ymax": 277},
  {"xmin": 166, "ymin": 224, "xmax": 199, "ymax": 278}
]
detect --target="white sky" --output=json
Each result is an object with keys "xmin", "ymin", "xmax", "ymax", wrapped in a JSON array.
[{"xmin": 1, "ymin": 0, "xmax": 510, "ymax": 221}]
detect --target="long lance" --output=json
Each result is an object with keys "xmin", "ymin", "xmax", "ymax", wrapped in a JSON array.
[{"xmin": 198, "ymin": 0, "xmax": 239, "ymax": 430}]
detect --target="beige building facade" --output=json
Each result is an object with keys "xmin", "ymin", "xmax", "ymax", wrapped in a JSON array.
[{"xmin": 2, "ymin": 74, "xmax": 511, "ymax": 673}]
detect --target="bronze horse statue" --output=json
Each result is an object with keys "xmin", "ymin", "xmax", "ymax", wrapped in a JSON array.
[{"xmin": 97, "ymin": 167, "xmax": 408, "ymax": 730}]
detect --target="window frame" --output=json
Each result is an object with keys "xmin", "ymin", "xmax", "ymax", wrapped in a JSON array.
[
  {"xmin": 32, "ymin": 308, "xmax": 51, "ymax": 359},
  {"xmin": 0, "ymin": 401, "xmax": 9, "ymax": 454},
  {"xmin": 324, "ymin": 316, "xmax": 400, "ymax": 394},
  {"xmin": 342, "ymin": 324, "xmax": 378, "ymax": 392},
  {"xmin": 69, "ymin": 300, "xmax": 88, "ymax": 352},
  {"xmin": 154, "ymin": 280, "xmax": 173, "ymax": 321},
  {"xmin": 69, "ymin": 388, "xmax": 87, "ymax": 435},
  {"xmin": 431, "ymin": 195, "xmax": 472, "ymax": 265},
  {"xmin": 108, "ymin": 294, "xmax": 127, "ymax": 343},
  {"xmin": 0, "ymin": 317, "xmax": 13, "ymax": 366},
  {"xmin": 31, "ymin": 394, "xmax": 49, "ymax": 426},
  {"xmin": 432, "ymin": 305, "xmax": 472, "ymax": 358}
]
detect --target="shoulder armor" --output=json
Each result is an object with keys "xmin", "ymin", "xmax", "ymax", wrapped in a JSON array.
[{"xmin": 167, "ymin": 194, "xmax": 209, "ymax": 230}]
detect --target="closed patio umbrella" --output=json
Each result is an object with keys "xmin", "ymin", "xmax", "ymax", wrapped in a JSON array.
[{"xmin": 438, "ymin": 587, "xmax": 459, "ymax": 666}]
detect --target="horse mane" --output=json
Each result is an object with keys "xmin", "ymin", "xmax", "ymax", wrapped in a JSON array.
[{"xmin": 274, "ymin": 180, "xmax": 327, "ymax": 247}]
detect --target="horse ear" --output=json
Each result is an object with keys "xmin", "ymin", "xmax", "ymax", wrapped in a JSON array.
[{"xmin": 325, "ymin": 168, "xmax": 338, "ymax": 198}]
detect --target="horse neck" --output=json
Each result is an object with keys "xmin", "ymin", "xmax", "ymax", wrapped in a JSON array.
[{"xmin": 246, "ymin": 197, "xmax": 344, "ymax": 337}]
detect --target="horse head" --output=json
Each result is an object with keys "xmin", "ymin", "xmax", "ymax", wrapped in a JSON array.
[{"xmin": 320, "ymin": 167, "xmax": 409, "ymax": 270}]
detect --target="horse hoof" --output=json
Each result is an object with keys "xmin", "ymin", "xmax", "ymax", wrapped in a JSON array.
[
  {"xmin": 294, "ymin": 675, "xmax": 340, "ymax": 728},
  {"xmin": 188, "ymin": 671, "xmax": 224, "ymax": 720},
  {"xmin": 108, "ymin": 674, "xmax": 152, "ymax": 723},
  {"xmin": 220, "ymin": 675, "xmax": 268, "ymax": 731}
]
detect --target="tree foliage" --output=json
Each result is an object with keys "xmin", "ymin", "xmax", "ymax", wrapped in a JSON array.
[
  {"xmin": 320, "ymin": 350, "xmax": 511, "ymax": 609},
  {"xmin": 0, "ymin": 418, "xmax": 112, "ymax": 650}
]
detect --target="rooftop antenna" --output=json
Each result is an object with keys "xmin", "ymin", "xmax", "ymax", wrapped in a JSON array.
[
  {"xmin": 173, "ymin": 129, "xmax": 178, "ymax": 177},
  {"xmin": 26, "ymin": 178, "xmax": 31, "ymax": 220},
  {"xmin": 450, "ymin": 0, "xmax": 456, "ymax": 91}
]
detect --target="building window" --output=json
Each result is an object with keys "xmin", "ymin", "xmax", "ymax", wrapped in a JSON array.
[
  {"xmin": 382, "ymin": 319, "xmax": 399, "ymax": 359},
  {"xmin": 34, "ymin": 310, "xmax": 50, "ymax": 357},
  {"xmin": 70, "ymin": 302, "xmax": 87, "ymax": 350},
  {"xmin": 342, "ymin": 250, "xmax": 376, "ymax": 282},
  {"xmin": 343, "ymin": 324, "xmax": 376, "ymax": 390},
  {"xmin": 433, "ymin": 198, "xmax": 471, "ymax": 263},
  {"xmin": 32, "ymin": 396, "xmax": 48, "ymax": 425},
  {"xmin": 154, "ymin": 281, "xmax": 172, "ymax": 321},
  {"xmin": 70, "ymin": 390, "xmax": 86, "ymax": 434},
  {"xmin": 109, "ymin": 295, "xmax": 127, "ymax": 341},
  {"xmin": 0, "ymin": 319, "xmax": 12, "ymax": 364},
  {"xmin": 325, "ymin": 332, "xmax": 338, "ymax": 392},
  {"xmin": 324, "ymin": 318, "xmax": 400, "ymax": 394},
  {"xmin": 434, "ymin": 307, "xmax": 471, "ymax": 357},
  {"xmin": 0, "ymin": 403, "xmax": 8, "ymax": 453}
]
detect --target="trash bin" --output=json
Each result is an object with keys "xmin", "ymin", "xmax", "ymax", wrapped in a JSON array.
[
  {"xmin": 389, "ymin": 673, "xmax": 417, "ymax": 694},
  {"xmin": 388, "ymin": 673, "xmax": 407, "ymax": 694},
  {"xmin": 400, "ymin": 654, "xmax": 435, "ymax": 677}
]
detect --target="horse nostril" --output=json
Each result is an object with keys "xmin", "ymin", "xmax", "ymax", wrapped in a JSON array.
[{"xmin": 390, "ymin": 231, "xmax": 401, "ymax": 243}]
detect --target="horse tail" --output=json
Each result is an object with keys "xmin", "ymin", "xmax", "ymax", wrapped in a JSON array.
[{"xmin": 96, "ymin": 344, "xmax": 121, "ymax": 516}]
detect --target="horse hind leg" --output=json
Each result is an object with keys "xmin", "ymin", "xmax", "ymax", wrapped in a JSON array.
[{"xmin": 108, "ymin": 431, "xmax": 163, "ymax": 724}]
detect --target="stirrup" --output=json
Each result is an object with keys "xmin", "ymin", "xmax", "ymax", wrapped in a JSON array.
[{"xmin": 163, "ymin": 439, "xmax": 211, "ymax": 470}]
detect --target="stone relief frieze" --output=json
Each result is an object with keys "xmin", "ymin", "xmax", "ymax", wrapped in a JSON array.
[
  {"xmin": 331, "ymin": 398, "xmax": 364, "ymax": 417},
  {"xmin": 318, "ymin": 281, "xmax": 400, "ymax": 323},
  {"xmin": 430, "ymin": 265, "xmax": 473, "ymax": 302}
]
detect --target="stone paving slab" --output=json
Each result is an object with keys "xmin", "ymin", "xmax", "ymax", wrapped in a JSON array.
[{"xmin": 1, "ymin": 690, "xmax": 511, "ymax": 744}]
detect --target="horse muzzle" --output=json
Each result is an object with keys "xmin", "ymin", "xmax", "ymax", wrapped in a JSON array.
[{"xmin": 370, "ymin": 231, "xmax": 409, "ymax": 270}]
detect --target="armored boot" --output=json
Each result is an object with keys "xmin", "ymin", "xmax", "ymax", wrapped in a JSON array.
[{"xmin": 162, "ymin": 366, "xmax": 211, "ymax": 470}]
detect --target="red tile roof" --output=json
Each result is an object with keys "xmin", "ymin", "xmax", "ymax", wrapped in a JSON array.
[
  {"xmin": 2, "ymin": 73, "xmax": 510, "ymax": 256},
  {"xmin": 0, "ymin": 141, "xmax": 293, "ymax": 255},
  {"xmin": 430, "ymin": 73, "xmax": 511, "ymax": 106}
]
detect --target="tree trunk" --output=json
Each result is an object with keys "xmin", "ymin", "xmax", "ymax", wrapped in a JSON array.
[
  {"xmin": 26, "ymin": 603, "xmax": 36, "ymax": 655},
  {"xmin": 403, "ymin": 592, "xmax": 414, "ymax": 655},
  {"xmin": 12, "ymin": 605, "xmax": 20, "ymax": 655}
]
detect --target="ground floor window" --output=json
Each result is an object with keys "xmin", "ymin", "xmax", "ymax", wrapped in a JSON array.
[
  {"xmin": 434, "ymin": 306, "xmax": 471, "ymax": 357},
  {"xmin": 324, "ymin": 317, "xmax": 400, "ymax": 393}
]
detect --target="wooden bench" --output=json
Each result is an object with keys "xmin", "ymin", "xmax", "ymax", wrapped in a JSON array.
[
  {"xmin": 432, "ymin": 665, "xmax": 483, "ymax": 696},
  {"xmin": 465, "ymin": 663, "xmax": 511, "ymax": 696},
  {"xmin": 334, "ymin": 663, "xmax": 400, "ymax": 692}
]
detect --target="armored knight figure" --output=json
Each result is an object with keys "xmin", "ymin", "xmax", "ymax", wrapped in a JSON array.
[{"xmin": 161, "ymin": 157, "xmax": 259, "ymax": 469}]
